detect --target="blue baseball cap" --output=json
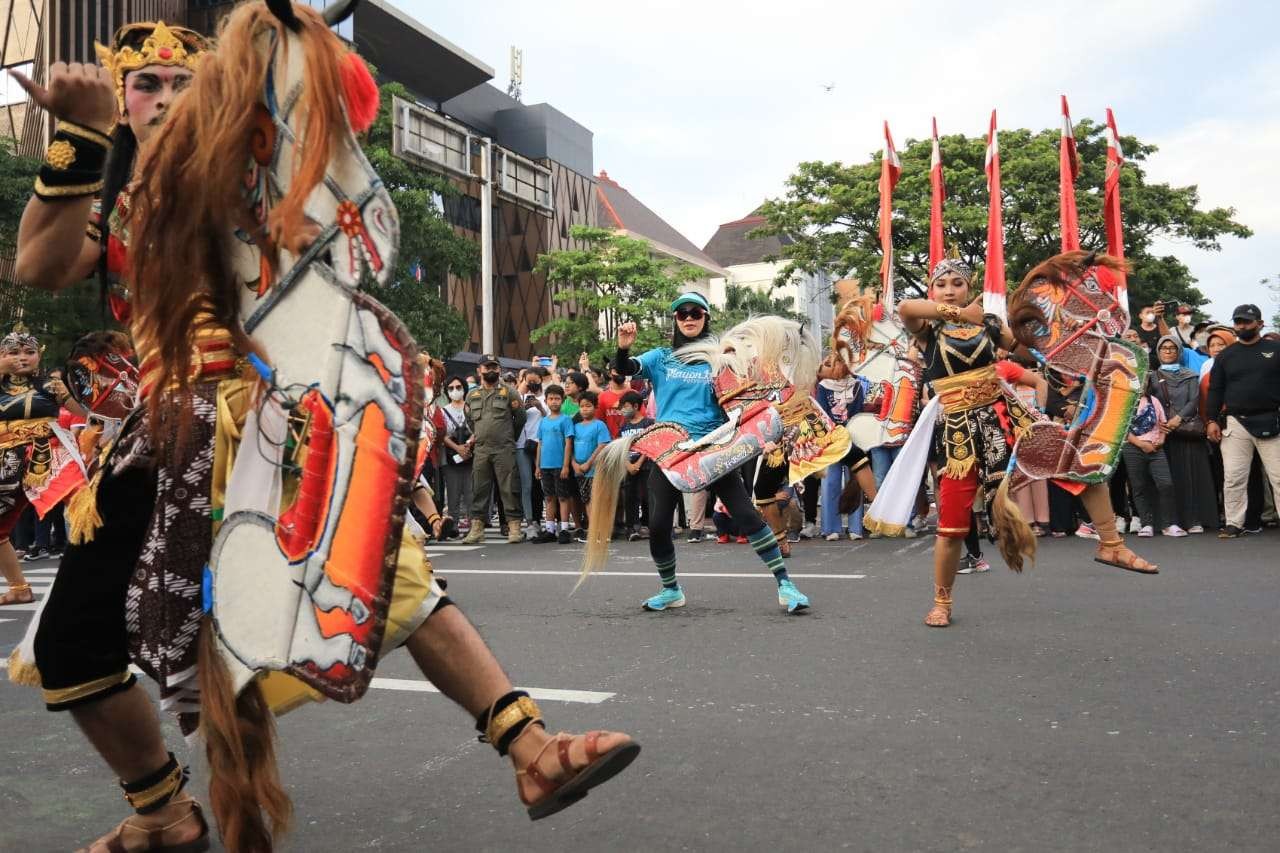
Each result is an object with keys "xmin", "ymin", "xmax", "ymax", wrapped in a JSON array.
[{"xmin": 670, "ymin": 292, "xmax": 711, "ymax": 313}]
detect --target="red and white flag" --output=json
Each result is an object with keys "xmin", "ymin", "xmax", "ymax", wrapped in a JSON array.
[
  {"xmin": 1059, "ymin": 95, "xmax": 1081, "ymax": 251},
  {"xmin": 878, "ymin": 120, "xmax": 902, "ymax": 311},
  {"xmin": 983, "ymin": 110, "xmax": 1006, "ymax": 320},
  {"xmin": 929, "ymin": 117, "xmax": 945, "ymax": 274},
  {"xmin": 1104, "ymin": 107, "xmax": 1128, "ymax": 313}
]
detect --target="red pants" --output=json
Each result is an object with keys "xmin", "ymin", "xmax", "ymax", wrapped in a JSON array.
[{"xmin": 937, "ymin": 470, "xmax": 979, "ymax": 539}]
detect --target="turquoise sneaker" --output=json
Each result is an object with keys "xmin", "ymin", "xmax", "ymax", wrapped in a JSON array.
[
  {"xmin": 642, "ymin": 587, "xmax": 686, "ymax": 611},
  {"xmin": 777, "ymin": 579, "xmax": 810, "ymax": 613}
]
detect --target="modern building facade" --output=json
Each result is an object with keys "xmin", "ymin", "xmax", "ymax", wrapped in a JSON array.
[
  {"xmin": 702, "ymin": 210, "xmax": 834, "ymax": 338},
  {"xmin": 2, "ymin": 0, "xmax": 594, "ymax": 360},
  {"xmin": 363, "ymin": 0, "xmax": 600, "ymax": 360}
]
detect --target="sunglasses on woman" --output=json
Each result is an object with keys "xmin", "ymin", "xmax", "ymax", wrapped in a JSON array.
[{"xmin": 675, "ymin": 307, "xmax": 706, "ymax": 321}]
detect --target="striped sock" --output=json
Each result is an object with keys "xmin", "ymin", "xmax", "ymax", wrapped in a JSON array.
[
  {"xmin": 655, "ymin": 554, "xmax": 679, "ymax": 589},
  {"xmin": 747, "ymin": 525, "xmax": 788, "ymax": 584}
]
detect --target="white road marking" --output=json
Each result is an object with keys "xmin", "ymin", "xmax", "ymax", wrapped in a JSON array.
[
  {"xmin": 439, "ymin": 569, "xmax": 866, "ymax": 579},
  {"xmin": 368, "ymin": 676, "xmax": 614, "ymax": 704}
]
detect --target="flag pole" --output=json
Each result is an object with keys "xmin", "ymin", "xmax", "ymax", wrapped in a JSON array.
[
  {"xmin": 929, "ymin": 117, "xmax": 945, "ymax": 274},
  {"xmin": 1059, "ymin": 95, "xmax": 1081, "ymax": 251},
  {"xmin": 878, "ymin": 120, "xmax": 902, "ymax": 311},
  {"xmin": 1104, "ymin": 107, "xmax": 1129, "ymax": 314},
  {"xmin": 983, "ymin": 110, "xmax": 1006, "ymax": 320}
]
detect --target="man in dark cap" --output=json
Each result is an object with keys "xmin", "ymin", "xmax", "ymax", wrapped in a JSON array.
[
  {"xmin": 462, "ymin": 355, "xmax": 527, "ymax": 543},
  {"xmin": 1205, "ymin": 304, "xmax": 1280, "ymax": 537}
]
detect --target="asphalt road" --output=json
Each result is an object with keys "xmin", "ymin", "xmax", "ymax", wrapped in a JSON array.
[{"xmin": 2, "ymin": 527, "xmax": 1277, "ymax": 852}]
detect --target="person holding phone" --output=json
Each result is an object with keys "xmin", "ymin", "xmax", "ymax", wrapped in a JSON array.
[{"xmin": 1135, "ymin": 302, "xmax": 1171, "ymax": 364}]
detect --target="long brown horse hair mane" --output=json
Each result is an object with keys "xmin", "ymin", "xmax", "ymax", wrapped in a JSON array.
[
  {"xmin": 127, "ymin": 4, "xmax": 358, "ymax": 850},
  {"xmin": 129, "ymin": 2, "xmax": 351, "ymax": 440},
  {"xmin": 1007, "ymin": 250, "xmax": 1129, "ymax": 350}
]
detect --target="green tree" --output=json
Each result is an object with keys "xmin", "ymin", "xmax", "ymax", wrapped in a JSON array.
[
  {"xmin": 754, "ymin": 121, "xmax": 1252, "ymax": 316},
  {"xmin": 362, "ymin": 81, "xmax": 476, "ymax": 357},
  {"xmin": 717, "ymin": 283, "xmax": 804, "ymax": 331},
  {"xmin": 532, "ymin": 226, "xmax": 705, "ymax": 364},
  {"xmin": 0, "ymin": 138, "xmax": 110, "ymax": 367}
]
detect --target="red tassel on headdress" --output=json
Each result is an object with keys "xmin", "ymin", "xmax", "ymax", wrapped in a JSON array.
[{"xmin": 341, "ymin": 52, "xmax": 379, "ymax": 133}]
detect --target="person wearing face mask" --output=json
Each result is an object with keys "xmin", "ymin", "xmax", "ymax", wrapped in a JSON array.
[
  {"xmin": 440, "ymin": 375, "xmax": 476, "ymax": 534},
  {"xmin": 1205, "ymin": 304, "xmax": 1280, "ymax": 538},
  {"xmin": 1135, "ymin": 302, "xmax": 1171, "ymax": 364},
  {"xmin": 597, "ymin": 369, "xmax": 629, "ymax": 438},
  {"xmin": 1172, "ymin": 305, "xmax": 1196, "ymax": 348},
  {"xmin": 462, "ymin": 355, "xmax": 527, "ymax": 544}
]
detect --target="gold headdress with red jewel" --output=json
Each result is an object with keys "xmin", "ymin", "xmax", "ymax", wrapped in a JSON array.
[{"xmin": 94, "ymin": 21, "xmax": 209, "ymax": 115}]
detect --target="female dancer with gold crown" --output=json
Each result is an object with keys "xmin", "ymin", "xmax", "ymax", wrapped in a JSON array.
[{"xmin": 871, "ymin": 255, "xmax": 1157, "ymax": 628}]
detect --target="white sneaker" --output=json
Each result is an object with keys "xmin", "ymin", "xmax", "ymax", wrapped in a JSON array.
[
  {"xmin": 1187, "ymin": 525, "xmax": 1205, "ymax": 534},
  {"xmin": 824, "ymin": 532, "xmax": 842, "ymax": 541},
  {"xmin": 1138, "ymin": 525, "xmax": 1154, "ymax": 538},
  {"xmin": 800, "ymin": 523, "xmax": 819, "ymax": 540},
  {"xmin": 1128, "ymin": 517, "xmax": 1141, "ymax": 534},
  {"xmin": 1162, "ymin": 525, "xmax": 1188, "ymax": 537},
  {"xmin": 1115, "ymin": 515, "xmax": 1126, "ymax": 531},
  {"xmin": 848, "ymin": 531, "xmax": 863, "ymax": 541}
]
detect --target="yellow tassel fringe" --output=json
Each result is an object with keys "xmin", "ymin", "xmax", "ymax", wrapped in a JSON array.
[
  {"xmin": 6, "ymin": 648, "xmax": 42, "ymax": 688},
  {"xmin": 66, "ymin": 470, "xmax": 105, "ymax": 545}
]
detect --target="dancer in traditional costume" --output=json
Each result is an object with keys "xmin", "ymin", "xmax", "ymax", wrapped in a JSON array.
[
  {"xmin": 0, "ymin": 329, "xmax": 61, "ymax": 606},
  {"xmin": 869, "ymin": 255, "xmax": 1156, "ymax": 628},
  {"xmin": 584, "ymin": 293, "xmax": 836, "ymax": 613},
  {"xmin": 10, "ymin": 6, "xmax": 636, "ymax": 849}
]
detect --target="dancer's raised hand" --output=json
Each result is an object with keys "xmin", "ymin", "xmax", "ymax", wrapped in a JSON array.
[
  {"xmin": 617, "ymin": 321, "xmax": 637, "ymax": 349},
  {"xmin": 8, "ymin": 63, "xmax": 116, "ymax": 133}
]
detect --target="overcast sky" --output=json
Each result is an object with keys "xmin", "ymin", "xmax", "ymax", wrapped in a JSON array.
[{"xmin": 399, "ymin": 0, "xmax": 1279, "ymax": 324}]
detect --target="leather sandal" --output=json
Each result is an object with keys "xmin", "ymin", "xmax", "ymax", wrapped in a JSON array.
[
  {"xmin": 0, "ymin": 582, "xmax": 33, "ymax": 606},
  {"xmin": 78, "ymin": 797, "xmax": 209, "ymax": 853},
  {"xmin": 924, "ymin": 586, "xmax": 952, "ymax": 627},
  {"xmin": 517, "ymin": 730, "xmax": 641, "ymax": 821},
  {"xmin": 1093, "ymin": 539, "xmax": 1158, "ymax": 574}
]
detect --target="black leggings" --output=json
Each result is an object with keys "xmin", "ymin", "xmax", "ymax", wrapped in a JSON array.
[
  {"xmin": 647, "ymin": 464, "xmax": 764, "ymax": 562},
  {"xmin": 752, "ymin": 458, "xmax": 788, "ymax": 502}
]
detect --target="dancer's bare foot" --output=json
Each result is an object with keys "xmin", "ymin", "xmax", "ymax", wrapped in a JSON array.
[
  {"xmin": 78, "ymin": 794, "xmax": 209, "ymax": 852},
  {"xmin": 509, "ymin": 726, "xmax": 640, "ymax": 820},
  {"xmin": 924, "ymin": 587, "xmax": 952, "ymax": 627}
]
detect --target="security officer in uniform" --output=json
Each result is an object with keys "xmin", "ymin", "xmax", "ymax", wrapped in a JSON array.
[{"xmin": 462, "ymin": 354, "xmax": 527, "ymax": 543}]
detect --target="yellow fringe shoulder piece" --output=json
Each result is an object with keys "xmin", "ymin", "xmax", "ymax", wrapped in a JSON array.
[{"xmin": 23, "ymin": 466, "xmax": 52, "ymax": 489}]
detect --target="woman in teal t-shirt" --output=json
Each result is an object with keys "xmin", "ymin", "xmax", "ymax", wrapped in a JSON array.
[{"xmin": 611, "ymin": 293, "xmax": 810, "ymax": 614}]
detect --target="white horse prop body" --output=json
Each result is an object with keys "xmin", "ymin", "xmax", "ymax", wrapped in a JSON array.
[{"xmin": 212, "ymin": 0, "xmax": 420, "ymax": 703}]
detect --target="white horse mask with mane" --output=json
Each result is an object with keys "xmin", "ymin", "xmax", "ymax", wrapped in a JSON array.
[{"xmin": 213, "ymin": 0, "xmax": 422, "ymax": 703}]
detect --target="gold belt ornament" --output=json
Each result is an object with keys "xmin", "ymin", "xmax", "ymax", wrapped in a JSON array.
[
  {"xmin": 932, "ymin": 365, "xmax": 1001, "ymax": 414},
  {"xmin": 0, "ymin": 418, "xmax": 53, "ymax": 452}
]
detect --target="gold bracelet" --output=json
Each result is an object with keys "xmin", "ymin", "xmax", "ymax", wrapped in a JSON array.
[{"xmin": 935, "ymin": 302, "xmax": 962, "ymax": 322}]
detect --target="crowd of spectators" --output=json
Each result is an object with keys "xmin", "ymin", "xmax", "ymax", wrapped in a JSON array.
[{"xmin": 417, "ymin": 301, "xmax": 1280, "ymax": 552}]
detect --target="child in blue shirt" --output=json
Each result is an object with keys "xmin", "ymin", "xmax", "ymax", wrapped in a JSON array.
[
  {"xmin": 571, "ymin": 391, "xmax": 613, "ymax": 541},
  {"xmin": 534, "ymin": 384, "xmax": 575, "ymax": 544}
]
